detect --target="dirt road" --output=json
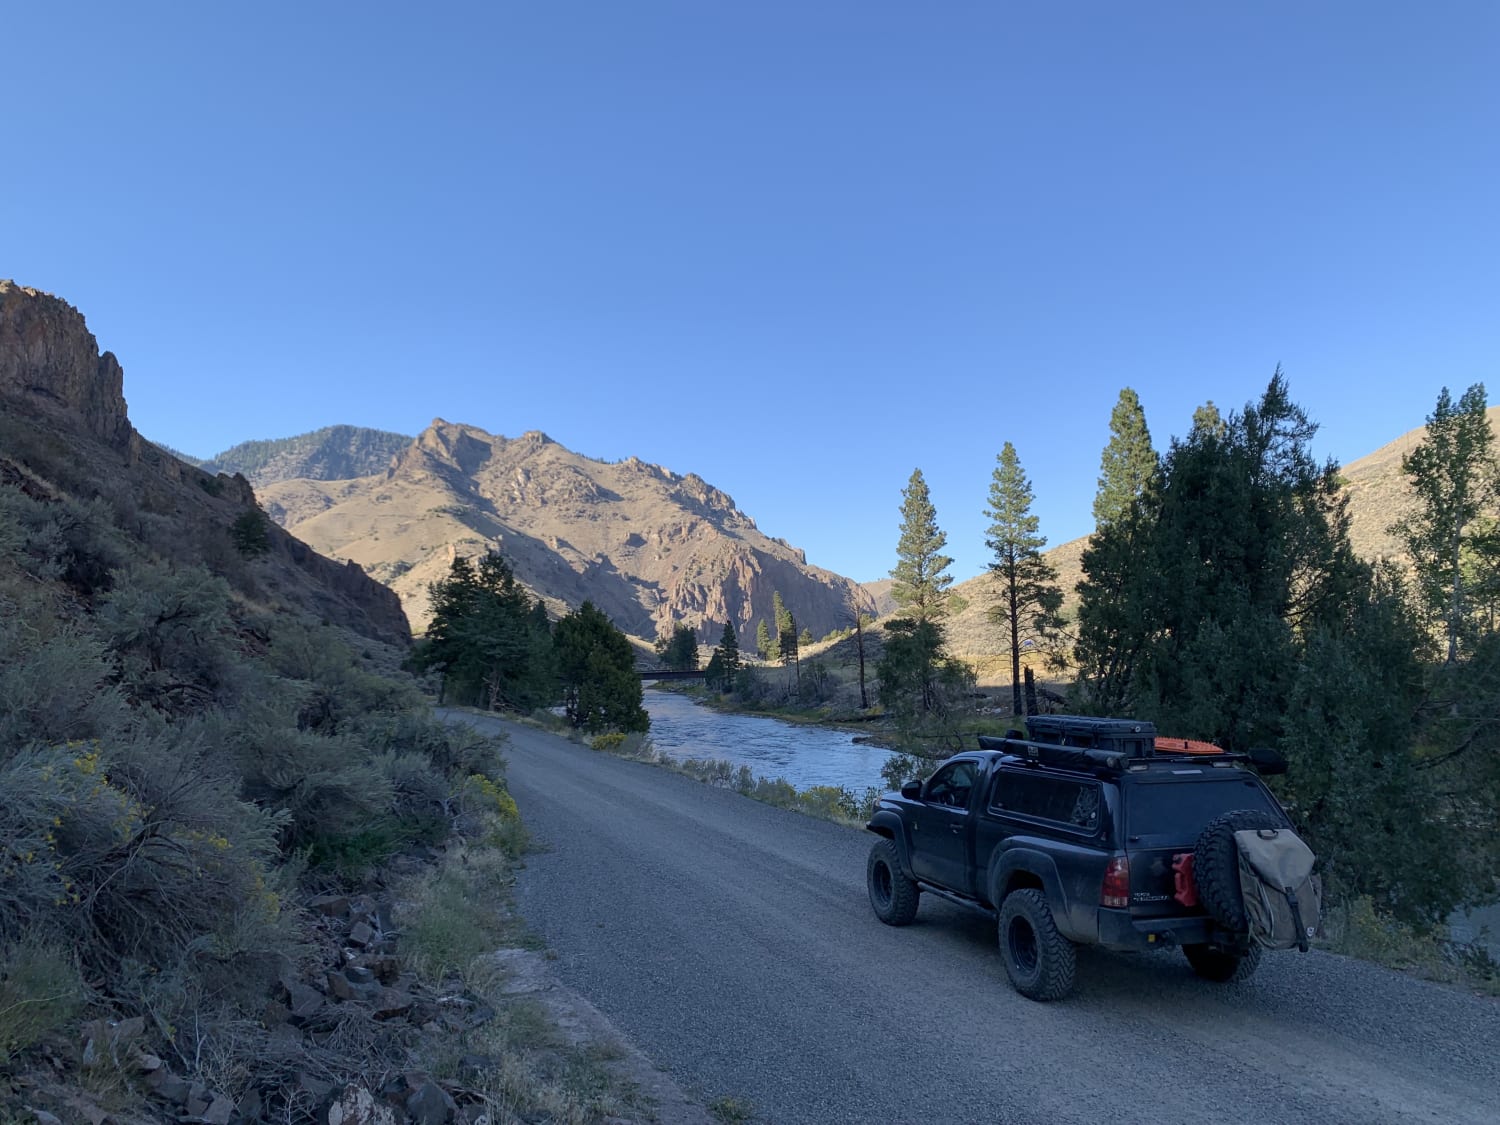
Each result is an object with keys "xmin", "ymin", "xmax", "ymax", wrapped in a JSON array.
[{"xmin": 456, "ymin": 713, "xmax": 1500, "ymax": 1125}]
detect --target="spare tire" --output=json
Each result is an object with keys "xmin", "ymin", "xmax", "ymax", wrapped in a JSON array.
[{"xmin": 1194, "ymin": 808, "xmax": 1283, "ymax": 933}]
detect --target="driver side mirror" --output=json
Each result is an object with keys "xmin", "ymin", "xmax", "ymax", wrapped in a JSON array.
[{"xmin": 900, "ymin": 780, "xmax": 923, "ymax": 800}]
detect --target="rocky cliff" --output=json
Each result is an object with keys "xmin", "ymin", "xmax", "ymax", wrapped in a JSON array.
[
  {"xmin": 260, "ymin": 419, "xmax": 875, "ymax": 641},
  {"xmin": 0, "ymin": 281, "xmax": 410, "ymax": 647},
  {"xmin": 0, "ymin": 281, "xmax": 131, "ymax": 446}
]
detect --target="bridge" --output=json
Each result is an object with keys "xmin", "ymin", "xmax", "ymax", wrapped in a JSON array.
[{"xmin": 638, "ymin": 668, "xmax": 707, "ymax": 681}]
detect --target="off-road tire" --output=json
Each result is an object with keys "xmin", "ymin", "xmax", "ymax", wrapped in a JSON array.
[
  {"xmin": 867, "ymin": 838, "xmax": 919, "ymax": 926},
  {"xmin": 1183, "ymin": 942, "xmax": 1263, "ymax": 984},
  {"xmin": 997, "ymin": 889, "xmax": 1076, "ymax": 1001},
  {"xmin": 1194, "ymin": 808, "xmax": 1282, "ymax": 933}
]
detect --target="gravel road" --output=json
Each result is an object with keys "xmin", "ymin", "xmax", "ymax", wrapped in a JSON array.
[{"xmin": 454, "ymin": 713, "xmax": 1500, "ymax": 1125}]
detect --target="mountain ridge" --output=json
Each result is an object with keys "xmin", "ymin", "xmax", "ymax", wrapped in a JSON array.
[{"xmin": 256, "ymin": 418, "xmax": 872, "ymax": 641}]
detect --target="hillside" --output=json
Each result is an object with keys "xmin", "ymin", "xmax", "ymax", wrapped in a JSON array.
[
  {"xmin": 0, "ymin": 282, "xmax": 408, "ymax": 646},
  {"xmin": 259, "ymin": 420, "xmax": 875, "ymax": 640},
  {"xmin": 195, "ymin": 424, "xmax": 415, "ymax": 488},
  {"xmin": 0, "ymin": 281, "xmax": 535, "ymax": 1121}
]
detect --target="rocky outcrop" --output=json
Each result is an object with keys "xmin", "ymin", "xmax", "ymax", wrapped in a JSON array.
[{"xmin": 0, "ymin": 280, "xmax": 130, "ymax": 446}]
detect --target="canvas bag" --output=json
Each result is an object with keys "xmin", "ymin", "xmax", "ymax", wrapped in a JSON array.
[{"xmin": 1233, "ymin": 828, "xmax": 1322, "ymax": 952}]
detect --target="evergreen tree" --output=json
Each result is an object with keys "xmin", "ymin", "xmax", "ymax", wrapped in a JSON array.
[
  {"xmin": 755, "ymin": 618, "xmax": 771, "ymax": 661},
  {"xmin": 655, "ymin": 623, "xmax": 700, "ymax": 671},
  {"xmin": 414, "ymin": 553, "xmax": 554, "ymax": 711},
  {"xmin": 798, "ymin": 626, "xmax": 814, "ymax": 648},
  {"xmin": 712, "ymin": 621, "xmax": 740, "ymax": 692},
  {"xmin": 1391, "ymin": 384, "xmax": 1497, "ymax": 664},
  {"xmin": 984, "ymin": 442, "xmax": 1064, "ymax": 718},
  {"xmin": 1093, "ymin": 388, "xmax": 1156, "ymax": 528},
  {"xmin": 1074, "ymin": 370, "xmax": 1362, "ymax": 751},
  {"xmin": 890, "ymin": 468, "xmax": 956, "ymax": 622},
  {"xmin": 880, "ymin": 470, "xmax": 964, "ymax": 723},
  {"xmin": 554, "ymin": 601, "xmax": 648, "ymax": 733}
]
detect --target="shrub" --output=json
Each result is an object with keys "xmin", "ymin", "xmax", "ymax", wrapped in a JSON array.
[
  {"xmin": 0, "ymin": 944, "xmax": 84, "ymax": 1064},
  {"xmin": 590, "ymin": 732, "xmax": 626, "ymax": 752},
  {"xmin": 0, "ymin": 620, "xmax": 127, "ymax": 746}
]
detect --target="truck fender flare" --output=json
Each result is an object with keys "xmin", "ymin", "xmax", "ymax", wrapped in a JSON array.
[
  {"xmin": 988, "ymin": 847, "xmax": 1069, "ymax": 920},
  {"xmin": 865, "ymin": 810, "xmax": 917, "ymax": 879}
]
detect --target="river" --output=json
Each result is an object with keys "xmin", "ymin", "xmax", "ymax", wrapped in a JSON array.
[{"xmin": 642, "ymin": 688, "xmax": 890, "ymax": 792}]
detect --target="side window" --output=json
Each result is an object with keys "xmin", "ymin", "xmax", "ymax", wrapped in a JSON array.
[
  {"xmin": 990, "ymin": 771, "xmax": 1101, "ymax": 832},
  {"xmin": 925, "ymin": 761, "xmax": 977, "ymax": 810}
]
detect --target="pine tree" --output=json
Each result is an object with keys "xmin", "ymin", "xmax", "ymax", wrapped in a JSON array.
[
  {"xmin": 984, "ymin": 442, "xmax": 1064, "ymax": 717},
  {"xmin": 1391, "ymin": 384, "xmax": 1497, "ymax": 664},
  {"xmin": 1093, "ymin": 388, "xmax": 1156, "ymax": 528},
  {"xmin": 890, "ymin": 469, "xmax": 956, "ymax": 622},
  {"xmin": 774, "ymin": 594, "xmax": 798, "ymax": 675},
  {"xmin": 755, "ymin": 618, "xmax": 771, "ymax": 661},
  {"xmin": 554, "ymin": 601, "xmax": 648, "ymax": 732},
  {"xmin": 655, "ymin": 623, "xmax": 699, "ymax": 671},
  {"xmin": 714, "ymin": 621, "xmax": 740, "ymax": 692}
]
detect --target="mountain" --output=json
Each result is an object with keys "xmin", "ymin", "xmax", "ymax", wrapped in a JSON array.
[
  {"xmin": 196, "ymin": 425, "xmax": 414, "ymax": 488},
  {"xmin": 257, "ymin": 420, "xmax": 875, "ymax": 641},
  {"xmin": 0, "ymin": 280, "xmax": 409, "ymax": 647}
]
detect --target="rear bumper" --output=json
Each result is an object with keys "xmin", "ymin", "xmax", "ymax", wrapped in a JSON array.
[{"xmin": 1096, "ymin": 908, "xmax": 1215, "ymax": 951}]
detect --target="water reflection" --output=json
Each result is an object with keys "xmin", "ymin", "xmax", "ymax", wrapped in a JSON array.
[{"xmin": 642, "ymin": 689, "xmax": 890, "ymax": 792}]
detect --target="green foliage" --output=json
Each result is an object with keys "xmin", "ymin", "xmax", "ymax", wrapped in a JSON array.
[
  {"xmin": 198, "ymin": 425, "xmax": 413, "ymax": 483},
  {"xmin": 0, "ymin": 945, "xmax": 84, "ymax": 1064},
  {"xmin": 1093, "ymin": 387, "xmax": 1157, "ymax": 528},
  {"xmin": 890, "ymin": 468, "xmax": 956, "ymax": 622},
  {"xmin": 1391, "ymin": 383, "xmax": 1497, "ymax": 663},
  {"xmin": 97, "ymin": 563, "xmax": 240, "ymax": 715},
  {"xmin": 1072, "ymin": 371, "xmax": 1500, "ymax": 923},
  {"xmin": 228, "ymin": 506, "xmax": 271, "ymax": 557},
  {"xmin": 554, "ymin": 601, "xmax": 649, "ymax": 733},
  {"xmin": 984, "ymin": 442, "xmax": 1064, "ymax": 716},
  {"xmin": 880, "ymin": 751, "xmax": 944, "ymax": 790},
  {"xmin": 414, "ymin": 553, "xmax": 556, "ymax": 712},
  {"xmin": 876, "ymin": 617, "xmax": 972, "ymax": 733},
  {"xmin": 755, "ymin": 618, "xmax": 771, "ymax": 661},
  {"xmin": 655, "ymin": 623, "xmax": 699, "ymax": 671},
  {"xmin": 711, "ymin": 621, "xmax": 740, "ymax": 692}
]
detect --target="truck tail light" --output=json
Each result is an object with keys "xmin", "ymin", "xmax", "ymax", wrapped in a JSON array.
[{"xmin": 1101, "ymin": 856, "xmax": 1130, "ymax": 909}]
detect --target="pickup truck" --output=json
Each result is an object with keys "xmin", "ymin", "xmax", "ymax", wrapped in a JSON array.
[{"xmin": 865, "ymin": 715, "xmax": 1294, "ymax": 1000}]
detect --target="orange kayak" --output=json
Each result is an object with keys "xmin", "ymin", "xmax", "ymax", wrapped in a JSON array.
[{"xmin": 1155, "ymin": 737, "xmax": 1226, "ymax": 756}]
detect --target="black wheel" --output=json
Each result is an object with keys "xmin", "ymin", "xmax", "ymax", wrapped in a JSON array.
[
  {"xmin": 1194, "ymin": 808, "xmax": 1282, "ymax": 933},
  {"xmin": 1184, "ymin": 942, "xmax": 1263, "ymax": 983},
  {"xmin": 866, "ymin": 838, "xmax": 919, "ymax": 926},
  {"xmin": 997, "ymin": 889, "xmax": 1076, "ymax": 1001}
]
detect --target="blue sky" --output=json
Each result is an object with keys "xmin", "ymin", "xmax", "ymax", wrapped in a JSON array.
[{"xmin": 4, "ymin": 2, "xmax": 1496, "ymax": 582}]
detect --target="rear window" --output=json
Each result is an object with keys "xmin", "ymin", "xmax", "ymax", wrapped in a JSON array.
[
  {"xmin": 1126, "ymin": 774, "xmax": 1283, "ymax": 841},
  {"xmin": 990, "ymin": 770, "xmax": 1101, "ymax": 833}
]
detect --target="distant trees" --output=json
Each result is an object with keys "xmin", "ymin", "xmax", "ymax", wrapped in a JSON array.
[
  {"xmin": 704, "ymin": 621, "xmax": 741, "ymax": 693},
  {"xmin": 984, "ymin": 442, "xmax": 1064, "ymax": 718},
  {"xmin": 416, "ymin": 552, "xmax": 649, "ymax": 734},
  {"xmin": 755, "ymin": 619, "xmax": 772, "ymax": 662},
  {"xmin": 774, "ymin": 591, "xmax": 799, "ymax": 685},
  {"xmin": 1392, "ymin": 384, "xmax": 1497, "ymax": 664},
  {"xmin": 655, "ymin": 623, "xmax": 700, "ymax": 671}
]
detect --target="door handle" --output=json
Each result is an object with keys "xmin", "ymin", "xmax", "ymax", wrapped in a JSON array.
[{"xmin": 949, "ymin": 825, "xmax": 963, "ymax": 834}]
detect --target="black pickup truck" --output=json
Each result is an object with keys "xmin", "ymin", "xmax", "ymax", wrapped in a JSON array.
[{"xmin": 865, "ymin": 716, "xmax": 1294, "ymax": 1000}]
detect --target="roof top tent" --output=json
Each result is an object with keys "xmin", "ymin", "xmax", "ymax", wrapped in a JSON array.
[{"xmin": 1026, "ymin": 715, "xmax": 1158, "ymax": 758}]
